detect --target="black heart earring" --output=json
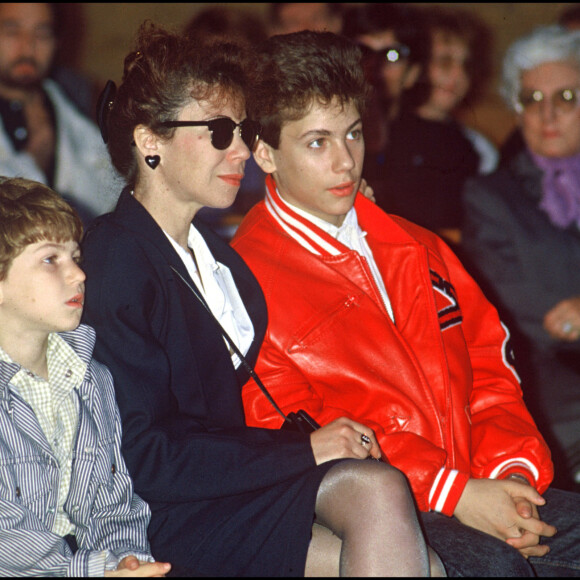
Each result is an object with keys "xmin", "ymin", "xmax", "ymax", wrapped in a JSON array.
[{"xmin": 145, "ymin": 155, "xmax": 161, "ymax": 170}]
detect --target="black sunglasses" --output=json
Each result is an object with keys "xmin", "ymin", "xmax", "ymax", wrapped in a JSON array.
[{"xmin": 160, "ymin": 117, "xmax": 262, "ymax": 151}]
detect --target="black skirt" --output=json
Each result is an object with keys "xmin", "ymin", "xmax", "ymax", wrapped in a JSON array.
[{"xmin": 148, "ymin": 460, "xmax": 342, "ymax": 577}]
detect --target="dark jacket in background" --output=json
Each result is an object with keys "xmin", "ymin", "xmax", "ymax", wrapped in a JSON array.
[
  {"xmin": 373, "ymin": 112, "xmax": 480, "ymax": 232},
  {"xmin": 462, "ymin": 150, "xmax": 580, "ymax": 489}
]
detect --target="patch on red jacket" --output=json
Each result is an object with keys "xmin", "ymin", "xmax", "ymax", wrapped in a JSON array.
[
  {"xmin": 430, "ymin": 269, "xmax": 462, "ymax": 330},
  {"xmin": 501, "ymin": 322, "xmax": 521, "ymax": 382}
]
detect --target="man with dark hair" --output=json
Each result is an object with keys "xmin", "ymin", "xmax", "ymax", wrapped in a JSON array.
[
  {"xmin": 342, "ymin": 2, "xmax": 430, "ymax": 124},
  {"xmin": 0, "ymin": 2, "xmax": 120, "ymax": 225}
]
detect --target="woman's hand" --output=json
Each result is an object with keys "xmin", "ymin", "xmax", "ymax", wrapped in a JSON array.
[
  {"xmin": 310, "ymin": 417, "xmax": 382, "ymax": 465},
  {"xmin": 543, "ymin": 296, "xmax": 580, "ymax": 341},
  {"xmin": 359, "ymin": 178, "xmax": 376, "ymax": 203},
  {"xmin": 105, "ymin": 556, "xmax": 172, "ymax": 577}
]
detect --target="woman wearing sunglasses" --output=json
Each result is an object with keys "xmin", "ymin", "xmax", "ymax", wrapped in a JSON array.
[{"xmin": 80, "ymin": 22, "xmax": 437, "ymax": 577}]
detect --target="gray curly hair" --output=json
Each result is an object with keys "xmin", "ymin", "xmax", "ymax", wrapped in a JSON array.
[{"xmin": 501, "ymin": 24, "xmax": 580, "ymax": 112}]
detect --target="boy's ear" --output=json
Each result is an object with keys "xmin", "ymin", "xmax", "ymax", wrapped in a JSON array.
[
  {"xmin": 253, "ymin": 140, "xmax": 277, "ymax": 174},
  {"xmin": 133, "ymin": 125, "xmax": 160, "ymax": 158}
]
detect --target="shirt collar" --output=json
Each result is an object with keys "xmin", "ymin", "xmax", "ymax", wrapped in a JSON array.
[
  {"xmin": 276, "ymin": 191, "xmax": 361, "ymax": 240},
  {"xmin": 0, "ymin": 333, "xmax": 86, "ymax": 387}
]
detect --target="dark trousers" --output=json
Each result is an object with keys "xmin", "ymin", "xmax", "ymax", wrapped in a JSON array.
[{"xmin": 421, "ymin": 488, "xmax": 580, "ymax": 577}]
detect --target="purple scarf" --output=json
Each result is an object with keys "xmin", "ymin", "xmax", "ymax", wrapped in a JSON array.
[{"xmin": 530, "ymin": 149, "xmax": 580, "ymax": 230}]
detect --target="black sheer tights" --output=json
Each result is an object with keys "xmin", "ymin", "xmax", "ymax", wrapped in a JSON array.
[{"xmin": 305, "ymin": 460, "xmax": 445, "ymax": 577}]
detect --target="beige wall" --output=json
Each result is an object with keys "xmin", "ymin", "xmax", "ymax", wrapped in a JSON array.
[
  {"xmin": 76, "ymin": 4, "xmax": 269, "ymax": 83},
  {"xmin": 70, "ymin": 3, "xmax": 575, "ymax": 146}
]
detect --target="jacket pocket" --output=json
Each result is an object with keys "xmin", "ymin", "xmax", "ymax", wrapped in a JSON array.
[
  {"xmin": 87, "ymin": 435, "xmax": 132, "ymax": 516},
  {"xmin": 0, "ymin": 454, "xmax": 55, "ymax": 519},
  {"xmin": 289, "ymin": 293, "xmax": 362, "ymax": 352}
]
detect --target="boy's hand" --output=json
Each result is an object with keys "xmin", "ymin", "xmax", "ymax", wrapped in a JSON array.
[
  {"xmin": 453, "ymin": 478, "xmax": 557, "ymax": 558},
  {"xmin": 104, "ymin": 555, "xmax": 171, "ymax": 577},
  {"xmin": 505, "ymin": 492, "xmax": 558, "ymax": 557}
]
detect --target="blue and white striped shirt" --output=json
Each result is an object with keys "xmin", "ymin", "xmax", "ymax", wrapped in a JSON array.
[{"xmin": 0, "ymin": 324, "xmax": 153, "ymax": 576}]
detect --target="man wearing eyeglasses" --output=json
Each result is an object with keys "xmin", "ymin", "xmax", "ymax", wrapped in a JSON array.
[
  {"xmin": 0, "ymin": 3, "xmax": 120, "ymax": 226},
  {"xmin": 341, "ymin": 3, "xmax": 432, "ymax": 224},
  {"xmin": 342, "ymin": 3, "xmax": 429, "ymax": 124}
]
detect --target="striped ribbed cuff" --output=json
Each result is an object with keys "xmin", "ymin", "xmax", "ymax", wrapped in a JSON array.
[{"xmin": 429, "ymin": 469, "xmax": 470, "ymax": 516}]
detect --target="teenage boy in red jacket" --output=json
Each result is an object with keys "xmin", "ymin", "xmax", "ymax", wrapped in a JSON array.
[{"xmin": 231, "ymin": 30, "xmax": 580, "ymax": 577}]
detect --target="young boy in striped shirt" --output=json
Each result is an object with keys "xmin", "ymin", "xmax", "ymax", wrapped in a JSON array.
[{"xmin": 0, "ymin": 177, "xmax": 170, "ymax": 577}]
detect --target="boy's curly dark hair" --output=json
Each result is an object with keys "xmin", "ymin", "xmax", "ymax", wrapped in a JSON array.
[{"xmin": 248, "ymin": 30, "xmax": 370, "ymax": 149}]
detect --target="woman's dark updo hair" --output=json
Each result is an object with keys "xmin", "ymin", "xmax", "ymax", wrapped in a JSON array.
[{"xmin": 104, "ymin": 21, "xmax": 253, "ymax": 186}]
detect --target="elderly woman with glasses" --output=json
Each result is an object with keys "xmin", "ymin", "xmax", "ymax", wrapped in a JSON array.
[
  {"xmin": 79, "ymin": 21, "xmax": 438, "ymax": 577},
  {"xmin": 463, "ymin": 24, "xmax": 580, "ymax": 494}
]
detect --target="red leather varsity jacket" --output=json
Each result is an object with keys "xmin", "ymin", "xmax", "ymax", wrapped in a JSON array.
[{"xmin": 231, "ymin": 176, "xmax": 554, "ymax": 515}]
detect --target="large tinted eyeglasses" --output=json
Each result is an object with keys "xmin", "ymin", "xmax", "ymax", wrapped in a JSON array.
[
  {"xmin": 358, "ymin": 42, "xmax": 411, "ymax": 65},
  {"xmin": 160, "ymin": 117, "xmax": 262, "ymax": 151},
  {"xmin": 515, "ymin": 88, "xmax": 580, "ymax": 115}
]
